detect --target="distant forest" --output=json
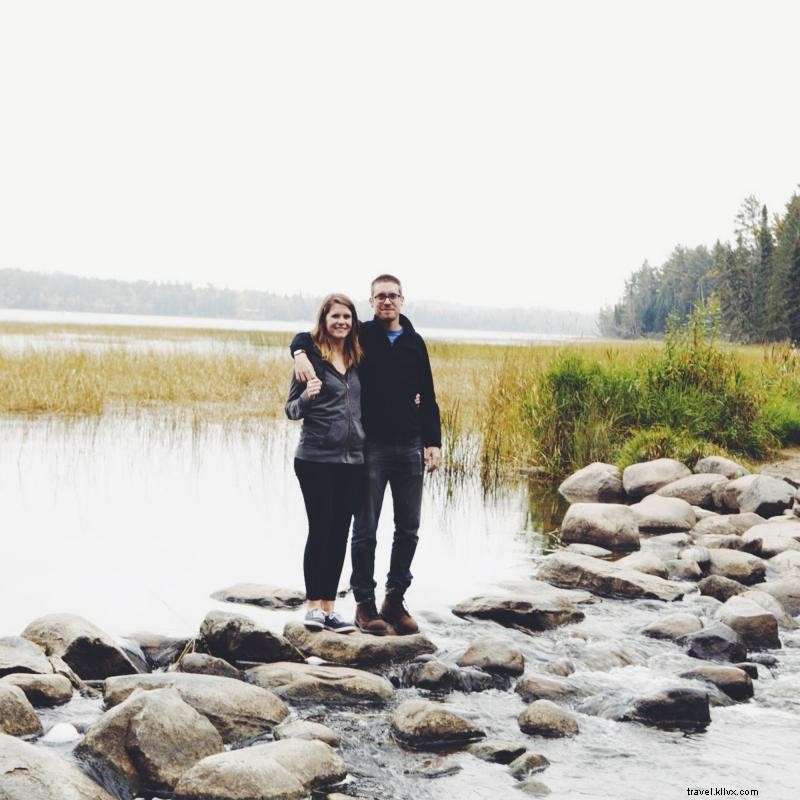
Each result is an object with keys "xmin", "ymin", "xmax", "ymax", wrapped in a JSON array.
[
  {"xmin": 599, "ymin": 189, "xmax": 800, "ymax": 343},
  {"xmin": 0, "ymin": 269, "xmax": 599, "ymax": 336}
]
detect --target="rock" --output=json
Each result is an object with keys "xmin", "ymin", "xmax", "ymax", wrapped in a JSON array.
[
  {"xmin": 391, "ymin": 699, "xmax": 485, "ymax": 748},
  {"xmin": 282, "ymin": 622, "xmax": 436, "ymax": 666},
  {"xmin": 246, "ymin": 662, "xmax": 394, "ymax": 703},
  {"xmin": 537, "ymin": 552, "xmax": 686, "ymax": 601},
  {"xmin": 0, "ymin": 733, "xmax": 115, "ymax": 799},
  {"xmin": 211, "ymin": 582, "xmax": 306, "ymax": 609},
  {"xmin": 0, "ymin": 684, "xmax": 43, "ymax": 737},
  {"xmin": 557, "ymin": 463, "xmax": 624, "ymax": 503},
  {"xmin": 707, "ymin": 550, "xmax": 766, "ymax": 585},
  {"xmin": 741, "ymin": 590, "xmax": 797, "ymax": 629},
  {"xmin": 630, "ymin": 495, "xmax": 696, "ymax": 533},
  {"xmin": 402, "ymin": 660, "xmax": 494, "ymax": 694},
  {"xmin": 703, "ymin": 534, "xmax": 760, "ymax": 554},
  {"xmin": 509, "ymin": 751, "xmax": 551, "ymax": 778},
  {"xmin": 714, "ymin": 475, "xmax": 759, "ymax": 512},
  {"xmin": 104, "ymin": 673, "xmax": 290, "ymax": 744},
  {"xmin": 75, "ymin": 687, "xmax": 224, "ymax": 800},
  {"xmin": 749, "ymin": 653, "xmax": 778, "ymax": 668},
  {"xmin": 199, "ymin": 611, "xmax": 303, "ymax": 664},
  {"xmin": 558, "ymin": 503, "xmax": 640, "ymax": 550},
  {"xmin": 728, "ymin": 513, "xmax": 768, "ymax": 533},
  {"xmin": 697, "ymin": 575, "xmax": 746, "ymax": 603},
  {"xmin": 564, "ymin": 543, "xmax": 613, "ymax": 557},
  {"xmin": 456, "ymin": 636, "xmax": 524, "ymax": 675},
  {"xmin": 515, "ymin": 675, "xmax": 574, "ymax": 704},
  {"xmin": 0, "ymin": 637, "xmax": 53, "ymax": 678},
  {"xmin": 695, "ymin": 456, "xmax": 749, "ymax": 479},
  {"xmin": 623, "ymin": 687, "xmax": 710, "ymax": 729},
  {"xmin": 667, "ymin": 559, "xmax": 703, "ymax": 581},
  {"xmin": 174, "ymin": 739, "xmax": 347, "ymax": 800},
  {"xmin": 691, "ymin": 516, "xmax": 741, "ymax": 537},
  {"xmin": 127, "ymin": 632, "xmax": 191, "ymax": 670},
  {"xmin": 42, "ymin": 722, "xmax": 81, "ymax": 743},
  {"xmin": 679, "ymin": 545, "xmax": 711, "ymax": 571},
  {"xmin": 693, "ymin": 507, "xmax": 719, "ymax": 520},
  {"xmin": 754, "ymin": 576, "xmax": 800, "ymax": 615},
  {"xmin": 623, "ymin": 459, "xmax": 692, "ymax": 501},
  {"xmin": 679, "ymin": 665, "xmax": 753, "ymax": 701},
  {"xmin": 767, "ymin": 550, "xmax": 800, "ymax": 576},
  {"xmin": 21, "ymin": 614, "xmax": 138, "ymax": 680},
  {"xmin": 642, "ymin": 613, "xmax": 703, "ymax": 641},
  {"xmin": 467, "ymin": 739, "xmax": 527, "ymax": 764},
  {"xmin": 545, "ymin": 659, "xmax": 575, "ymax": 677},
  {"xmin": 734, "ymin": 662, "xmax": 759, "ymax": 679},
  {"xmin": 273, "ymin": 719, "xmax": 340, "ymax": 747},
  {"xmin": 738, "ymin": 475, "xmax": 796, "ymax": 517},
  {"xmin": 518, "ymin": 777, "xmax": 552, "ymax": 796},
  {"xmin": 518, "ymin": 700, "xmax": 578, "ymax": 738},
  {"xmin": 681, "ymin": 623, "xmax": 747, "ymax": 662},
  {"xmin": 615, "ymin": 552, "xmax": 668, "ymax": 579},
  {"xmin": 716, "ymin": 596, "xmax": 781, "ymax": 649},
  {"xmin": 180, "ymin": 653, "xmax": 242, "ymax": 680},
  {"xmin": 741, "ymin": 521, "xmax": 800, "ymax": 558},
  {"xmin": 656, "ymin": 474, "xmax": 728, "ymax": 509},
  {"xmin": 0, "ymin": 674, "xmax": 73, "ymax": 707}
]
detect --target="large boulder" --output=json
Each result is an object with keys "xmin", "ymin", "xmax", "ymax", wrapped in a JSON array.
[
  {"xmin": 707, "ymin": 550, "xmax": 766, "ymax": 585},
  {"xmin": 714, "ymin": 475, "xmax": 760, "ymax": 512},
  {"xmin": 0, "ymin": 637, "xmax": 53, "ymax": 678},
  {"xmin": 656, "ymin": 474, "xmax": 728, "ymax": 509},
  {"xmin": 630, "ymin": 496, "xmax": 696, "ymax": 533},
  {"xmin": 754, "ymin": 576, "xmax": 800, "ymax": 615},
  {"xmin": 0, "ymin": 733, "xmax": 115, "ymax": 800},
  {"xmin": 716, "ymin": 596, "xmax": 781, "ymax": 649},
  {"xmin": 737, "ymin": 475, "xmax": 795, "ymax": 517},
  {"xmin": 282, "ymin": 622, "xmax": 436, "ymax": 666},
  {"xmin": 273, "ymin": 719, "xmax": 340, "ymax": 747},
  {"xmin": 623, "ymin": 459, "xmax": 692, "ymax": 501},
  {"xmin": 680, "ymin": 622, "xmax": 747, "ymax": 662},
  {"xmin": 623, "ymin": 687, "xmax": 710, "ymax": 730},
  {"xmin": 518, "ymin": 700, "xmax": 579, "ymax": 738},
  {"xmin": 179, "ymin": 653, "xmax": 242, "ymax": 681},
  {"xmin": 0, "ymin": 684, "xmax": 43, "ymax": 737},
  {"xmin": 679, "ymin": 665, "xmax": 753, "ymax": 701},
  {"xmin": 246, "ymin": 662, "xmax": 394, "ymax": 703},
  {"xmin": 104, "ymin": 673, "xmax": 289, "ymax": 744},
  {"xmin": 641, "ymin": 613, "xmax": 703, "ymax": 641},
  {"xmin": 557, "ymin": 463, "xmax": 624, "ymax": 503},
  {"xmin": 198, "ymin": 611, "xmax": 303, "ymax": 664},
  {"xmin": 391, "ymin": 699, "xmax": 485, "ymax": 748},
  {"xmin": 695, "ymin": 456, "xmax": 748, "ymax": 479},
  {"xmin": 697, "ymin": 575, "xmax": 746, "ymax": 603},
  {"xmin": 174, "ymin": 739, "xmax": 347, "ymax": 800},
  {"xmin": 21, "ymin": 614, "xmax": 138, "ymax": 680},
  {"xmin": 741, "ymin": 521, "xmax": 800, "ymax": 559},
  {"xmin": 537, "ymin": 552, "xmax": 686, "ymax": 601},
  {"xmin": 75, "ymin": 688, "xmax": 224, "ymax": 800},
  {"xmin": 0, "ymin": 673, "xmax": 73, "ymax": 707},
  {"xmin": 210, "ymin": 582, "xmax": 306, "ymax": 609},
  {"xmin": 558, "ymin": 503, "xmax": 639, "ymax": 550},
  {"xmin": 456, "ymin": 636, "xmax": 524, "ymax": 675},
  {"xmin": 740, "ymin": 590, "xmax": 797, "ymax": 629}
]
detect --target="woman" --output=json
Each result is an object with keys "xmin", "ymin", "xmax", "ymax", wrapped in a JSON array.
[{"xmin": 285, "ymin": 294, "xmax": 365, "ymax": 633}]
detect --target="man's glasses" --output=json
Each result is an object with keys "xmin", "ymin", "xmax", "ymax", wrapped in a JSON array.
[{"xmin": 373, "ymin": 293, "xmax": 402, "ymax": 303}]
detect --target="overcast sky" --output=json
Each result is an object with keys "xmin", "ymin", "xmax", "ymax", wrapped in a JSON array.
[{"xmin": 1, "ymin": 1, "xmax": 798, "ymax": 313}]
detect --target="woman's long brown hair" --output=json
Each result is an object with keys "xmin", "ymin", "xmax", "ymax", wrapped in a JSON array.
[{"xmin": 310, "ymin": 294, "xmax": 364, "ymax": 369}]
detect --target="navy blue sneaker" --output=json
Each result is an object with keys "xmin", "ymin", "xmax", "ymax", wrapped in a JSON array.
[{"xmin": 324, "ymin": 611, "xmax": 356, "ymax": 634}]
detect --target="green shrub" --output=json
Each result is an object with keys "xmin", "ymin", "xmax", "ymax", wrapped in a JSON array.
[
  {"xmin": 760, "ymin": 397, "xmax": 800, "ymax": 445},
  {"xmin": 615, "ymin": 426, "xmax": 729, "ymax": 472}
]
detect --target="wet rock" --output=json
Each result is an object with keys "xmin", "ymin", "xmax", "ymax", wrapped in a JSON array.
[
  {"xmin": 716, "ymin": 596, "xmax": 781, "ymax": 650},
  {"xmin": 564, "ymin": 543, "xmax": 613, "ymax": 557},
  {"xmin": 211, "ymin": 582, "xmax": 306, "ymax": 609},
  {"xmin": 104, "ymin": 673, "xmax": 289, "ymax": 744},
  {"xmin": 656, "ymin": 474, "xmax": 728, "ymax": 509},
  {"xmin": 273, "ymin": 719, "xmax": 340, "ymax": 747},
  {"xmin": 741, "ymin": 590, "xmax": 797, "ymax": 629},
  {"xmin": 557, "ymin": 462, "xmax": 624, "ymax": 503},
  {"xmin": 754, "ymin": 576, "xmax": 800, "ymax": 615},
  {"xmin": 679, "ymin": 665, "xmax": 753, "ymax": 701},
  {"xmin": 0, "ymin": 673, "xmax": 73, "ymax": 707},
  {"xmin": 467, "ymin": 739, "xmax": 527, "ymax": 764},
  {"xmin": 518, "ymin": 777, "xmax": 552, "ymax": 796},
  {"xmin": 623, "ymin": 687, "xmax": 710, "ymax": 730},
  {"xmin": 283, "ymin": 622, "xmax": 436, "ymax": 666},
  {"xmin": 667, "ymin": 559, "xmax": 703, "ymax": 581},
  {"xmin": 537, "ymin": 552, "xmax": 686, "ymax": 601},
  {"xmin": 401, "ymin": 660, "xmax": 495, "ymax": 694},
  {"xmin": 0, "ymin": 733, "xmax": 115, "ymax": 799},
  {"xmin": 749, "ymin": 653, "xmax": 778, "ymax": 668},
  {"xmin": 713, "ymin": 475, "xmax": 759, "ymax": 512},
  {"xmin": 615, "ymin": 551, "xmax": 668, "ymax": 579},
  {"xmin": 509, "ymin": 751, "xmax": 550, "ymax": 778},
  {"xmin": 127, "ymin": 632, "xmax": 191, "ymax": 670},
  {"xmin": 631, "ymin": 495, "xmax": 697, "ymax": 533},
  {"xmin": 0, "ymin": 684, "xmax": 43, "ymax": 737},
  {"xmin": 199, "ymin": 611, "xmax": 303, "ymax": 664},
  {"xmin": 21, "ymin": 614, "xmax": 139, "ymax": 680},
  {"xmin": 456, "ymin": 636, "xmax": 524, "ymax": 675},
  {"xmin": 681, "ymin": 622, "xmax": 747, "ymax": 662},
  {"xmin": 623, "ymin": 459, "xmax": 692, "ymax": 500},
  {"xmin": 515, "ymin": 674, "xmax": 574, "ymax": 703},
  {"xmin": 707, "ymin": 550, "xmax": 766, "ymax": 585},
  {"xmin": 697, "ymin": 574, "xmax": 746, "ymax": 602},
  {"xmin": 767, "ymin": 550, "xmax": 800, "ymax": 576},
  {"xmin": 559, "ymin": 502, "xmax": 640, "ymax": 550},
  {"xmin": 391, "ymin": 699, "xmax": 485, "ymax": 748},
  {"xmin": 545, "ymin": 659, "xmax": 575, "ymax": 677},
  {"xmin": 0, "ymin": 637, "xmax": 53, "ymax": 678},
  {"xmin": 734, "ymin": 662, "xmax": 759, "ymax": 679},
  {"xmin": 741, "ymin": 521, "xmax": 800, "ymax": 558},
  {"xmin": 695, "ymin": 456, "xmax": 749, "ymax": 479},
  {"xmin": 246, "ymin": 661, "xmax": 394, "ymax": 703},
  {"xmin": 75, "ymin": 687, "xmax": 224, "ymax": 800},
  {"xmin": 180, "ymin": 653, "xmax": 242, "ymax": 680},
  {"xmin": 403, "ymin": 756, "xmax": 462, "ymax": 779},
  {"xmin": 174, "ymin": 739, "xmax": 347, "ymax": 800},
  {"xmin": 738, "ymin": 475, "xmax": 796, "ymax": 517},
  {"xmin": 518, "ymin": 699, "xmax": 579, "ymax": 738},
  {"xmin": 642, "ymin": 613, "xmax": 703, "ymax": 641}
]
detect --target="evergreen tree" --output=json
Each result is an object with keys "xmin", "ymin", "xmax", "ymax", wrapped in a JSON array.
[{"xmin": 775, "ymin": 193, "xmax": 800, "ymax": 343}]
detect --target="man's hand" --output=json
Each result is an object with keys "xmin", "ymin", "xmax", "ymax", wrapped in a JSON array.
[
  {"xmin": 294, "ymin": 352, "xmax": 317, "ymax": 383},
  {"xmin": 305, "ymin": 377, "xmax": 322, "ymax": 400},
  {"xmin": 424, "ymin": 446, "xmax": 441, "ymax": 473}
]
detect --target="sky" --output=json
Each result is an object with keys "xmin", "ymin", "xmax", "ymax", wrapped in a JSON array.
[{"xmin": 1, "ymin": 1, "xmax": 798, "ymax": 314}]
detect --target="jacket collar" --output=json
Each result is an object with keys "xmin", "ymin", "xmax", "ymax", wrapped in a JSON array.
[{"xmin": 367, "ymin": 312, "xmax": 415, "ymax": 333}]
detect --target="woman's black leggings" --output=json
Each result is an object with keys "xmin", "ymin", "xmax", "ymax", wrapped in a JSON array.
[{"xmin": 294, "ymin": 459, "xmax": 364, "ymax": 601}]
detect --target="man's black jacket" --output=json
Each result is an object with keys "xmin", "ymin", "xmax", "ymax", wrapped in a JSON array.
[{"xmin": 290, "ymin": 314, "xmax": 441, "ymax": 448}]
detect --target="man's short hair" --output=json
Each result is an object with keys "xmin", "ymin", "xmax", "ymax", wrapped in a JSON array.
[{"xmin": 371, "ymin": 274, "xmax": 403, "ymax": 296}]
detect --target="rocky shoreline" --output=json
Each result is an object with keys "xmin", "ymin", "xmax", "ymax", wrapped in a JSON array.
[{"xmin": 1, "ymin": 455, "xmax": 798, "ymax": 799}]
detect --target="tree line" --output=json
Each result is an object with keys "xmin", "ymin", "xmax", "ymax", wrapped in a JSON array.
[{"xmin": 599, "ymin": 189, "xmax": 800, "ymax": 343}]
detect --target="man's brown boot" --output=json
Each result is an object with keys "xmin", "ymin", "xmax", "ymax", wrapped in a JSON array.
[
  {"xmin": 380, "ymin": 590, "xmax": 419, "ymax": 635},
  {"xmin": 355, "ymin": 600, "xmax": 389, "ymax": 636}
]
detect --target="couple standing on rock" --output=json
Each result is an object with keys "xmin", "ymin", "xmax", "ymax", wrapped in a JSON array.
[{"xmin": 285, "ymin": 274, "xmax": 441, "ymax": 637}]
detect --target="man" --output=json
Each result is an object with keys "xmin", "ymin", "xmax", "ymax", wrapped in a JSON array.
[{"xmin": 291, "ymin": 274, "xmax": 441, "ymax": 635}]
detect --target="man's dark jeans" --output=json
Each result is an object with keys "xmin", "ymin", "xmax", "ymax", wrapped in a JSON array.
[{"xmin": 350, "ymin": 437, "xmax": 424, "ymax": 603}]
